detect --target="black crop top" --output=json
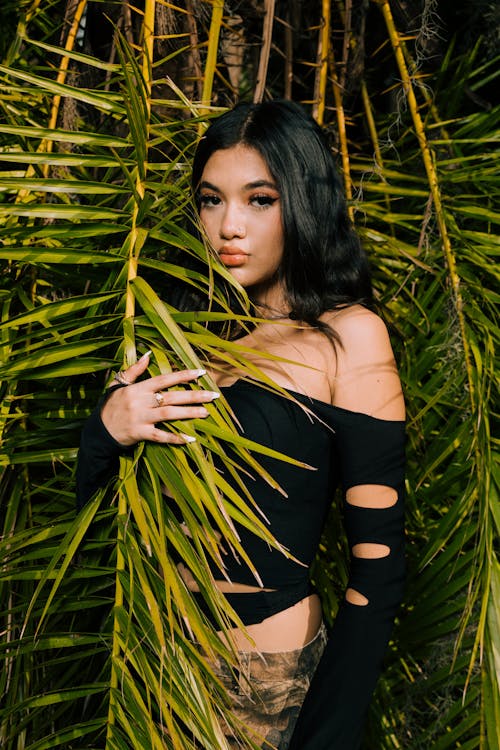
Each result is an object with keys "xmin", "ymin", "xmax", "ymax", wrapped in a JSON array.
[{"xmin": 76, "ymin": 379, "xmax": 406, "ymax": 749}]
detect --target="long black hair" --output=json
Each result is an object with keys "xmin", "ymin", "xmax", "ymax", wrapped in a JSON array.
[{"xmin": 192, "ymin": 100, "xmax": 373, "ymax": 330}]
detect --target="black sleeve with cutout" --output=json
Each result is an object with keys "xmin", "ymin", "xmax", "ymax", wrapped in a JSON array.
[{"xmin": 289, "ymin": 413, "xmax": 406, "ymax": 750}]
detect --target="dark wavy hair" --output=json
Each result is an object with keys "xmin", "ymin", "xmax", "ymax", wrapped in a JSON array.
[{"xmin": 192, "ymin": 100, "xmax": 373, "ymax": 330}]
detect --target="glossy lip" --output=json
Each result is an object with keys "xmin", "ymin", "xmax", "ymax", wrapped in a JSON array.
[{"xmin": 218, "ymin": 245, "xmax": 248, "ymax": 267}]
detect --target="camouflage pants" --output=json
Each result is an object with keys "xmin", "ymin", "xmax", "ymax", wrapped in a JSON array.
[{"xmin": 212, "ymin": 623, "xmax": 327, "ymax": 750}]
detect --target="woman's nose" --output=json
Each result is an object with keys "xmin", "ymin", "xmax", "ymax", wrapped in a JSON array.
[{"xmin": 220, "ymin": 206, "xmax": 245, "ymax": 239}]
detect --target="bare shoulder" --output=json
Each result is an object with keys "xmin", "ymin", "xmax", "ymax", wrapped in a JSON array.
[
  {"xmin": 323, "ymin": 305, "xmax": 393, "ymax": 362},
  {"xmin": 322, "ymin": 305, "xmax": 405, "ymax": 419}
]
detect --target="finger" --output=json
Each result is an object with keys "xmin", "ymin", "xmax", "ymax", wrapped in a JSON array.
[
  {"xmin": 155, "ymin": 389, "xmax": 219, "ymax": 407},
  {"xmin": 117, "ymin": 351, "xmax": 152, "ymax": 384},
  {"xmin": 153, "ymin": 405, "xmax": 211, "ymax": 420},
  {"xmin": 149, "ymin": 426, "xmax": 197, "ymax": 444},
  {"xmin": 144, "ymin": 368, "xmax": 207, "ymax": 392}
]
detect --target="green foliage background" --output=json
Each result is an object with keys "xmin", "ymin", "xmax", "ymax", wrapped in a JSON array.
[{"xmin": 0, "ymin": 1, "xmax": 498, "ymax": 748}]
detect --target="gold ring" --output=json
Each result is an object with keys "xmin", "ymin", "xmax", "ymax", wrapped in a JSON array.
[{"xmin": 154, "ymin": 392, "xmax": 164, "ymax": 407}]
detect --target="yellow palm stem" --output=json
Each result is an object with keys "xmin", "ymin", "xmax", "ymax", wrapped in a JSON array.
[
  {"xmin": 126, "ymin": 0, "xmax": 156, "ymax": 326},
  {"xmin": 328, "ymin": 49, "xmax": 353, "ymax": 217},
  {"xmin": 375, "ymin": 0, "xmax": 474, "ymax": 402},
  {"xmin": 142, "ymin": 0, "xmax": 155, "ymax": 116},
  {"xmin": 253, "ymin": 0, "xmax": 276, "ymax": 103},
  {"xmin": 46, "ymin": 0, "xmax": 88, "ymax": 155},
  {"xmin": 315, "ymin": 0, "xmax": 331, "ymax": 125},
  {"xmin": 200, "ymin": 0, "xmax": 224, "ymax": 119},
  {"xmin": 14, "ymin": 0, "xmax": 87, "ymax": 193},
  {"xmin": 106, "ymin": 465, "xmax": 126, "ymax": 738},
  {"xmin": 108, "ymin": 7, "xmax": 156, "ymax": 728}
]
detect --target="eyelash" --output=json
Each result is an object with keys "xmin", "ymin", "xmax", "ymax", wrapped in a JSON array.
[
  {"xmin": 199, "ymin": 194, "xmax": 220, "ymax": 207},
  {"xmin": 199, "ymin": 194, "xmax": 278, "ymax": 209},
  {"xmin": 251, "ymin": 194, "xmax": 278, "ymax": 208}
]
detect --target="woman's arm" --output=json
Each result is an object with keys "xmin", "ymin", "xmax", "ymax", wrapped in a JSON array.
[
  {"xmin": 75, "ymin": 385, "xmax": 129, "ymax": 509},
  {"xmin": 289, "ymin": 308, "xmax": 406, "ymax": 749},
  {"xmin": 76, "ymin": 354, "xmax": 219, "ymax": 508}
]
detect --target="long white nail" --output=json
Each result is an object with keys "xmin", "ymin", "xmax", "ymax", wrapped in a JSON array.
[
  {"xmin": 181, "ymin": 434, "xmax": 196, "ymax": 443},
  {"xmin": 209, "ymin": 392, "xmax": 220, "ymax": 400},
  {"xmin": 138, "ymin": 350, "xmax": 153, "ymax": 362},
  {"xmin": 195, "ymin": 369, "xmax": 206, "ymax": 377}
]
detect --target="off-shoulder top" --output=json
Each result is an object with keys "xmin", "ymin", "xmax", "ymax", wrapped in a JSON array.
[{"xmin": 76, "ymin": 378, "xmax": 406, "ymax": 749}]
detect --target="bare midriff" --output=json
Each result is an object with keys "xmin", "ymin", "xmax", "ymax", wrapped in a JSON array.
[
  {"xmin": 178, "ymin": 562, "xmax": 322, "ymax": 651},
  {"xmin": 225, "ymin": 591, "xmax": 323, "ymax": 652}
]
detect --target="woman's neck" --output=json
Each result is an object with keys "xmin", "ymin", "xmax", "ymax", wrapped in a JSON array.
[{"xmin": 251, "ymin": 280, "xmax": 290, "ymax": 320}]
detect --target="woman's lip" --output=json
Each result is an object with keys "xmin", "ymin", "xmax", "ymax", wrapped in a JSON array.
[
  {"xmin": 219, "ymin": 252, "xmax": 247, "ymax": 267},
  {"xmin": 219, "ymin": 248, "xmax": 248, "ymax": 266}
]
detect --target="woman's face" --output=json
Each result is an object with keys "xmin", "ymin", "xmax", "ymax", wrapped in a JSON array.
[{"xmin": 198, "ymin": 144, "xmax": 285, "ymax": 307}]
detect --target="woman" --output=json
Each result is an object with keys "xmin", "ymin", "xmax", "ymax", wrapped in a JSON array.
[{"xmin": 77, "ymin": 100, "xmax": 406, "ymax": 749}]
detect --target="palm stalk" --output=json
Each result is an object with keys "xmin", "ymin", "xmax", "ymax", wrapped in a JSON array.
[
  {"xmin": 314, "ymin": 0, "xmax": 331, "ymax": 124},
  {"xmin": 328, "ymin": 46, "xmax": 353, "ymax": 211},
  {"xmin": 46, "ymin": 0, "xmax": 88, "ymax": 137},
  {"xmin": 253, "ymin": 0, "xmax": 276, "ymax": 104},
  {"xmin": 200, "ymin": 0, "xmax": 224, "ymax": 115}
]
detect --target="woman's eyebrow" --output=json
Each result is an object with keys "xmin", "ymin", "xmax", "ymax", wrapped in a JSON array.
[
  {"xmin": 198, "ymin": 180, "xmax": 219, "ymax": 192},
  {"xmin": 243, "ymin": 179, "xmax": 278, "ymax": 190},
  {"xmin": 198, "ymin": 179, "xmax": 278, "ymax": 192}
]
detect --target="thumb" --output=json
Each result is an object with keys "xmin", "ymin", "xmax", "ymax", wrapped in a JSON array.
[{"xmin": 118, "ymin": 350, "xmax": 152, "ymax": 384}]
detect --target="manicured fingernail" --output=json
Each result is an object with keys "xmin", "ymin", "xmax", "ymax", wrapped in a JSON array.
[
  {"xmin": 195, "ymin": 369, "xmax": 206, "ymax": 377},
  {"xmin": 139, "ymin": 350, "xmax": 153, "ymax": 361},
  {"xmin": 209, "ymin": 392, "xmax": 220, "ymax": 400},
  {"xmin": 182, "ymin": 434, "xmax": 196, "ymax": 443}
]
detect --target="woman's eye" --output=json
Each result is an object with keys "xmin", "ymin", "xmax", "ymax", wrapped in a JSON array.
[
  {"xmin": 199, "ymin": 194, "xmax": 221, "ymax": 207},
  {"xmin": 250, "ymin": 194, "xmax": 278, "ymax": 207}
]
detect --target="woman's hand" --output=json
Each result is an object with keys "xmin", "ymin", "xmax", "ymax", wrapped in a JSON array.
[{"xmin": 101, "ymin": 353, "xmax": 218, "ymax": 447}]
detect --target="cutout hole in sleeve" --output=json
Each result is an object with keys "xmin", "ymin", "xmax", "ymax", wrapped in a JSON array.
[
  {"xmin": 352, "ymin": 543, "xmax": 390, "ymax": 559},
  {"xmin": 346, "ymin": 484, "xmax": 397, "ymax": 508},
  {"xmin": 346, "ymin": 587, "xmax": 369, "ymax": 606}
]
